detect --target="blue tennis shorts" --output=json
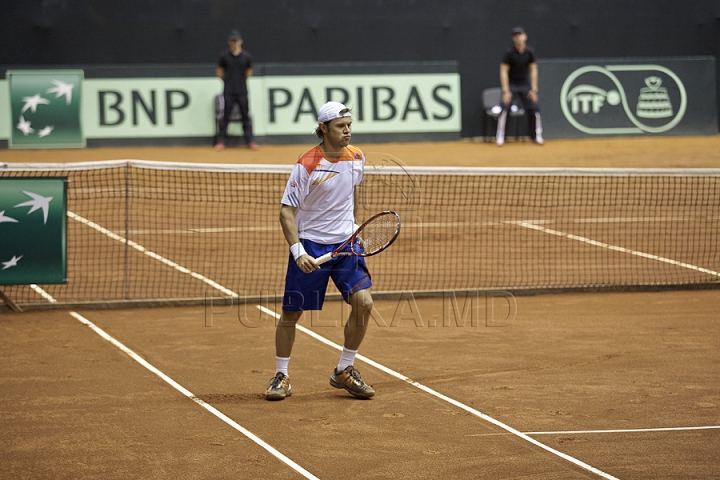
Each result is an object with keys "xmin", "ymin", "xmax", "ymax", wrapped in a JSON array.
[{"xmin": 282, "ymin": 238, "xmax": 372, "ymax": 312}]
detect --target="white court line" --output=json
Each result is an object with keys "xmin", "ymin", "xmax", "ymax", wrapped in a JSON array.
[
  {"xmin": 68, "ymin": 211, "xmax": 238, "ymax": 297},
  {"xmin": 116, "ymin": 216, "xmax": 703, "ymax": 236},
  {"xmin": 120, "ymin": 226, "xmax": 280, "ymax": 235},
  {"xmin": 525, "ymin": 425, "xmax": 720, "ymax": 435},
  {"xmin": 257, "ymin": 306, "xmax": 619, "ymax": 480},
  {"xmin": 571, "ymin": 216, "xmax": 691, "ymax": 224},
  {"xmin": 510, "ymin": 221, "xmax": 720, "ymax": 278},
  {"xmin": 68, "ymin": 311, "xmax": 319, "ymax": 480},
  {"xmin": 29, "ymin": 284, "xmax": 57, "ymax": 303},
  {"xmin": 469, "ymin": 425, "xmax": 720, "ymax": 437}
]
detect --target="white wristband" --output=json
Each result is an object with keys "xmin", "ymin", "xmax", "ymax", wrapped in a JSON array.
[{"xmin": 289, "ymin": 242, "xmax": 307, "ymax": 260}]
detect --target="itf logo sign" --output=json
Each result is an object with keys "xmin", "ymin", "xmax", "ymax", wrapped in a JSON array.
[
  {"xmin": 7, "ymin": 70, "xmax": 84, "ymax": 148},
  {"xmin": 560, "ymin": 64, "xmax": 687, "ymax": 135}
]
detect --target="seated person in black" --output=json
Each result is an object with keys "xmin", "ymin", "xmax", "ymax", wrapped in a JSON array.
[{"xmin": 496, "ymin": 27, "xmax": 544, "ymax": 146}]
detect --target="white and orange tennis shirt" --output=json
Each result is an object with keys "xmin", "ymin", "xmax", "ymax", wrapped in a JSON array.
[{"xmin": 281, "ymin": 144, "xmax": 365, "ymax": 244}]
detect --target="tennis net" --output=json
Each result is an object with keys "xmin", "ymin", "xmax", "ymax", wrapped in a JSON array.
[{"xmin": 1, "ymin": 159, "xmax": 719, "ymax": 309}]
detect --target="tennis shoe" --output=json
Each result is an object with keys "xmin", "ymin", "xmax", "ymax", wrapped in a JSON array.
[
  {"xmin": 330, "ymin": 366, "xmax": 375, "ymax": 399},
  {"xmin": 248, "ymin": 141, "xmax": 259, "ymax": 150},
  {"xmin": 214, "ymin": 142, "xmax": 225, "ymax": 151},
  {"xmin": 496, "ymin": 137, "xmax": 505, "ymax": 146},
  {"xmin": 265, "ymin": 372, "xmax": 291, "ymax": 401}
]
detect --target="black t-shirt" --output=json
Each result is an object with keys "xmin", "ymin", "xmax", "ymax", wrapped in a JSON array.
[
  {"xmin": 218, "ymin": 49, "xmax": 253, "ymax": 95},
  {"xmin": 501, "ymin": 46, "xmax": 536, "ymax": 87}
]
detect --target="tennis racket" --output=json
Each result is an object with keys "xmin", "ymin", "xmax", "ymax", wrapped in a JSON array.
[{"xmin": 314, "ymin": 211, "xmax": 401, "ymax": 265}]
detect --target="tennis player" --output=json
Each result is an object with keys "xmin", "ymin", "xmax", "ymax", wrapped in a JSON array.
[{"xmin": 265, "ymin": 101, "xmax": 375, "ymax": 401}]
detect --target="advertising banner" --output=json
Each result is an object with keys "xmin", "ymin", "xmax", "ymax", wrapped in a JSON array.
[
  {"xmin": 0, "ymin": 178, "xmax": 67, "ymax": 285},
  {"xmin": 252, "ymin": 73, "xmax": 461, "ymax": 136},
  {"xmin": 538, "ymin": 57, "xmax": 717, "ymax": 138},
  {"xmin": 1, "ymin": 64, "xmax": 461, "ymax": 147}
]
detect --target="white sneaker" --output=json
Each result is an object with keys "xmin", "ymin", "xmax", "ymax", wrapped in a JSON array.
[
  {"xmin": 533, "ymin": 136, "xmax": 544, "ymax": 145},
  {"xmin": 496, "ymin": 137, "xmax": 505, "ymax": 146}
]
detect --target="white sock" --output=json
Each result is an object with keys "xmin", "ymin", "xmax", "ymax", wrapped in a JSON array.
[
  {"xmin": 336, "ymin": 347, "xmax": 358, "ymax": 373},
  {"xmin": 496, "ymin": 110, "xmax": 508, "ymax": 143},
  {"xmin": 275, "ymin": 356, "xmax": 290, "ymax": 376}
]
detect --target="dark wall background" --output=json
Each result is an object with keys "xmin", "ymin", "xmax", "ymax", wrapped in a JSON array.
[{"xmin": 2, "ymin": 0, "xmax": 719, "ymax": 138}]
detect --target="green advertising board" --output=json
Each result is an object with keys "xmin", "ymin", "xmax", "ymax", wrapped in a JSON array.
[
  {"xmin": 7, "ymin": 70, "xmax": 85, "ymax": 148},
  {"xmin": 1, "ymin": 65, "xmax": 462, "ymax": 146},
  {"xmin": 0, "ymin": 178, "xmax": 67, "ymax": 284}
]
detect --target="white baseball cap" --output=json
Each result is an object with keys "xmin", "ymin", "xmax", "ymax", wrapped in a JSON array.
[{"xmin": 317, "ymin": 101, "xmax": 352, "ymax": 123}]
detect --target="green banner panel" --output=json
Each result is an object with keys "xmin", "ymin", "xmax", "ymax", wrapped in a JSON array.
[
  {"xmin": 0, "ymin": 178, "xmax": 67, "ymax": 285},
  {"xmin": 538, "ymin": 57, "xmax": 717, "ymax": 138},
  {"xmin": 7, "ymin": 70, "xmax": 85, "ymax": 149}
]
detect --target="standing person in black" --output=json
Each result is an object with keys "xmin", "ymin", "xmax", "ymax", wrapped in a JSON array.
[
  {"xmin": 215, "ymin": 29, "xmax": 258, "ymax": 151},
  {"xmin": 496, "ymin": 27, "xmax": 543, "ymax": 146}
]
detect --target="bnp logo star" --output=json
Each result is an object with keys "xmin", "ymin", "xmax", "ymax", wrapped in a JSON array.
[{"xmin": 8, "ymin": 70, "xmax": 85, "ymax": 149}]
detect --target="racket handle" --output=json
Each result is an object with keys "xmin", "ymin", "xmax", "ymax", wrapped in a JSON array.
[{"xmin": 314, "ymin": 252, "xmax": 333, "ymax": 265}]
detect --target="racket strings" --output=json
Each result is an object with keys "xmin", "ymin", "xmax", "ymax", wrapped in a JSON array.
[{"xmin": 356, "ymin": 214, "xmax": 399, "ymax": 255}]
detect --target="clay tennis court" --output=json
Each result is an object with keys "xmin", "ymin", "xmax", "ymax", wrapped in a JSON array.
[{"xmin": 1, "ymin": 136, "xmax": 719, "ymax": 479}]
